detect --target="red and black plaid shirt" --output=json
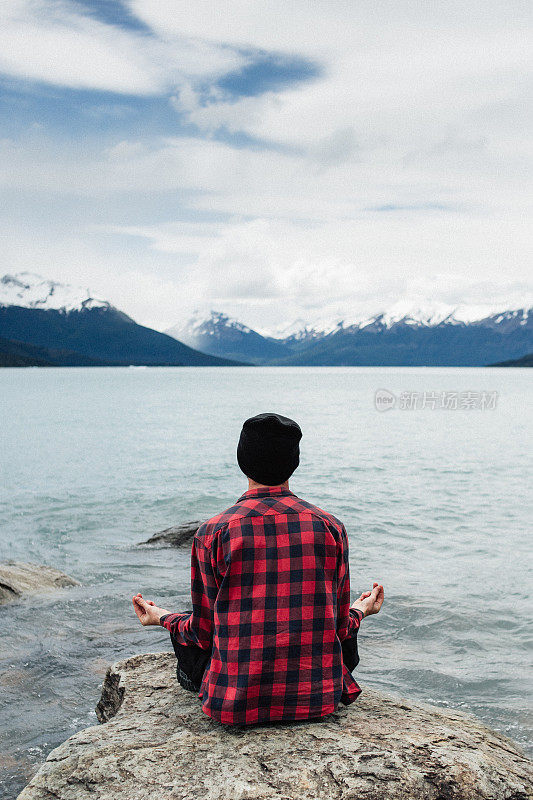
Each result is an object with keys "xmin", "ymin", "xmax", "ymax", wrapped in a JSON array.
[{"xmin": 161, "ymin": 486, "xmax": 363, "ymax": 725}]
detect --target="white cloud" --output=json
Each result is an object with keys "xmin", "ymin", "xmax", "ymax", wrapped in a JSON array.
[
  {"xmin": 107, "ymin": 211, "xmax": 532, "ymax": 321},
  {"xmin": 0, "ymin": 123, "xmax": 531, "ymax": 329},
  {"xmin": 0, "ymin": 0, "xmax": 531, "ymax": 329},
  {"xmin": 0, "ymin": 0, "xmax": 245, "ymax": 93}
]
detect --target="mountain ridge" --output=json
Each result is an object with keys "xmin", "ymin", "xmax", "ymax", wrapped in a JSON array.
[
  {"xmin": 3, "ymin": 272, "xmax": 531, "ymax": 367},
  {"xmin": 0, "ymin": 272, "xmax": 112, "ymax": 313},
  {"xmin": 489, "ymin": 352, "xmax": 533, "ymax": 367},
  {"xmin": 0, "ymin": 273, "xmax": 242, "ymax": 367},
  {"xmin": 166, "ymin": 306, "xmax": 533, "ymax": 366}
]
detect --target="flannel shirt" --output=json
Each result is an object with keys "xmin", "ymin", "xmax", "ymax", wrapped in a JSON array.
[{"xmin": 160, "ymin": 486, "xmax": 363, "ymax": 725}]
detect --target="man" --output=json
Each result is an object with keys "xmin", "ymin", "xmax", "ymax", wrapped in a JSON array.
[{"xmin": 133, "ymin": 412, "xmax": 384, "ymax": 725}]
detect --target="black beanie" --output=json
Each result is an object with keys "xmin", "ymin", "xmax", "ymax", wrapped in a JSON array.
[{"xmin": 237, "ymin": 412, "xmax": 302, "ymax": 486}]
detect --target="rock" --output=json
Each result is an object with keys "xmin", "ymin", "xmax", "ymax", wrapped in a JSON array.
[
  {"xmin": 0, "ymin": 561, "xmax": 79, "ymax": 605},
  {"xmin": 17, "ymin": 652, "xmax": 533, "ymax": 800},
  {"xmin": 137, "ymin": 521, "xmax": 201, "ymax": 548}
]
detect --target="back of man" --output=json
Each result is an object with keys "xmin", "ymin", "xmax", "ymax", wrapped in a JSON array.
[
  {"xmin": 182, "ymin": 485, "xmax": 362, "ymax": 724},
  {"xmin": 133, "ymin": 413, "xmax": 384, "ymax": 725}
]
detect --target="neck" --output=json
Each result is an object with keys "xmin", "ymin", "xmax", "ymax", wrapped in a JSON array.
[{"xmin": 247, "ymin": 478, "xmax": 290, "ymax": 491}]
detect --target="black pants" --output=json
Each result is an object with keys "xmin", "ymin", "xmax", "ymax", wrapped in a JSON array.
[{"xmin": 169, "ymin": 631, "xmax": 359, "ymax": 694}]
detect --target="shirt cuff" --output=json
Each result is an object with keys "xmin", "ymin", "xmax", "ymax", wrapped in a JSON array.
[{"xmin": 349, "ymin": 608, "xmax": 364, "ymax": 624}]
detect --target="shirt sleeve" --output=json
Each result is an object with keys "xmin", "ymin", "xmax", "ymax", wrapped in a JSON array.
[
  {"xmin": 336, "ymin": 523, "xmax": 363, "ymax": 641},
  {"xmin": 160, "ymin": 535, "xmax": 218, "ymax": 649}
]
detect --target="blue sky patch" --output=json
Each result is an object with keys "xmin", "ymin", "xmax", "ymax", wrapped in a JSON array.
[
  {"xmin": 0, "ymin": 79, "xmax": 178, "ymax": 141},
  {"xmin": 69, "ymin": 0, "xmax": 151, "ymax": 32},
  {"xmin": 217, "ymin": 53, "xmax": 320, "ymax": 97}
]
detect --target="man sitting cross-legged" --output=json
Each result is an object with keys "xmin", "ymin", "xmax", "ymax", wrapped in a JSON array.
[{"xmin": 133, "ymin": 412, "xmax": 384, "ymax": 725}]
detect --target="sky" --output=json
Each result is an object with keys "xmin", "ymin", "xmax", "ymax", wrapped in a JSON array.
[{"xmin": 0, "ymin": 0, "xmax": 531, "ymax": 332}]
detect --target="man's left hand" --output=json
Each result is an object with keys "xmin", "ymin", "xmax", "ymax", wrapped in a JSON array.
[{"xmin": 132, "ymin": 594, "xmax": 170, "ymax": 626}]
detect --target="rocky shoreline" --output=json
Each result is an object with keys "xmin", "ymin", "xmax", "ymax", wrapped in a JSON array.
[{"xmin": 17, "ymin": 652, "xmax": 533, "ymax": 800}]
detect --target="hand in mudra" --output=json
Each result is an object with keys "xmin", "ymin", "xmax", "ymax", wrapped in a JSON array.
[
  {"xmin": 351, "ymin": 582, "xmax": 384, "ymax": 618},
  {"xmin": 132, "ymin": 594, "xmax": 170, "ymax": 626}
]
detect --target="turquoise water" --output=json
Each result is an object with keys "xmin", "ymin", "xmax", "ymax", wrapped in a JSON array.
[{"xmin": 0, "ymin": 366, "xmax": 531, "ymax": 797}]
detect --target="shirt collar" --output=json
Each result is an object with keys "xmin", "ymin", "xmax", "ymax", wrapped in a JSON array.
[{"xmin": 236, "ymin": 486, "xmax": 295, "ymax": 502}]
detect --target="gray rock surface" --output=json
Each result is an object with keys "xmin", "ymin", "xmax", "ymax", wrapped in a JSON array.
[
  {"xmin": 137, "ymin": 521, "xmax": 201, "ymax": 547},
  {"xmin": 17, "ymin": 652, "xmax": 533, "ymax": 800},
  {"xmin": 0, "ymin": 561, "xmax": 79, "ymax": 605}
]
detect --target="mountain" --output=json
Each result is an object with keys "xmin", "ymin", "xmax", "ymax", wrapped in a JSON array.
[
  {"xmin": 0, "ymin": 273, "xmax": 241, "ymax": 367},
  {"xmin": 7, "ymin": 273, "xmax": 530, "ymax": 368},
  {"xmin": 0, "ymin": 335, "xmax": 118, "ymax": 367},
  {"xmin": 168, "ymin": 305, "xmax": 533, "ymax": 366},
  {"xmin": 166, "ymin": 310, "xmax": 288, "ymax": 364},
  {"xmin": 489, "ymin": 352, "xmax": 533, "ymax": 367},
  {"xmin": 0, "ymin": 271, "xmax": 112, "ymax": 313},
  {"xmin": 0, "ymin": 335, "xmax": 53, "ymax": 367},
  {"xmin": 272, "ymin": 307, "xmax": 533, "ymax": 367}
]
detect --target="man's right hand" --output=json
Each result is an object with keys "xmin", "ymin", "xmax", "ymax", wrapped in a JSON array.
[
  {"xmin": 351, "ymin": 582, "xmax": 384, "ymax": 618},
  {"xmin": 132, "ymin": 594, "xmax": 170, "ymax": 626}
]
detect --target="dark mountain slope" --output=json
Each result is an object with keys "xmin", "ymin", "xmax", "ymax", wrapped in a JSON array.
[
  {"xmin": 0, "ymin": 306, "xmax": 242, "ymax": 366},
  {"xmin": 0, "ymin": 336, "xmax": 54, "ymax": 366},
  {"xmin": 0, "ymin": 336, "xmax": 123, "ymax": 367},
  {"xmin": 267, "ymin": 316, "xmax": 533, "ymax": 367},
  {"xmin": 489, "ymin": 352, "xmax": 533, "ymax": 367}
]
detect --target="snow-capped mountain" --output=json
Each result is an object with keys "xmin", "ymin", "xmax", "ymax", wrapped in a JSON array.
[
  {"xmin": 0, "ymin": 273, "xmax": 240, "ymax": 367},
  {"xmin": 3, "ymin": 272, "xmax": 530, "ymax": 367},
  {"xmin": 268, "ymin": 302, "xmax": 530, "ymax": 339},
  {"xmin": 168, "ymin": 305, "xmax": 533, "ymax": 366},
  {"xmin": 0, "ymin": 272, "xmax": 111, "ymax": 313},
  {"xmin": 266, "ymin": 315, "xmax": 344, "ymax": 340},
  {"xmin": 167, "ymin": 310, "xmax": 255, "ymax": 346},
  {"xmin": 351, "ymin": 303, "xmax": 530, "ymax": 332},
  {"xmin": 166, "ymin": 310, "xmax": 288, "ymax": 364}
]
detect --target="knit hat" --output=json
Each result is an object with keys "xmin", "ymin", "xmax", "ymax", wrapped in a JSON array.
[{"xmin": 237, "ymin": 412, "xmax": 302, "ymax": 486}]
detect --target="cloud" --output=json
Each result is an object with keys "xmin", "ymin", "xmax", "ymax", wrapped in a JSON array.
[
  {"xmin": 0, "ymin": 0, "xmax": 530, "ymax": 330},
  {"xmin": 0, "ymin": 0, "xmax": 246, "ymax": 93},
  {"xmin": 0, "ymin": 120, "xmax": 531, "ymax": 329}
]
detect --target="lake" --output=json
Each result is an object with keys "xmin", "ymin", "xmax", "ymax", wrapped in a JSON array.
[{"xmin": 0, "ymin": 366, "xmax": 531, "ymax": 798}]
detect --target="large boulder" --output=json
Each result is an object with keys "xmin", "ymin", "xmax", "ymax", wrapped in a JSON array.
[
  {"xmin": 137, "ymin": 521, "xmax": 201, "ymax": 548},
  {"xmin": 17, "ymin": 652, "xmax": 532, "ymax": 800},
  {"xmin": 0, "ymin": 561, "xmax": 79, "ymax": 605}
]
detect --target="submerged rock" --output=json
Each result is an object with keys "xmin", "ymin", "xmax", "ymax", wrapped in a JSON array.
[
  {"xmin": 17, "ymin": 652, "xmax": 533, "ymax": 800},
  {"xmin": 137, "ymin": 520, "xmax": 201, "ymax": 548},
  {"xmin": 0, "ymin": 561, "xmax": 79, "ymax": 605}
]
